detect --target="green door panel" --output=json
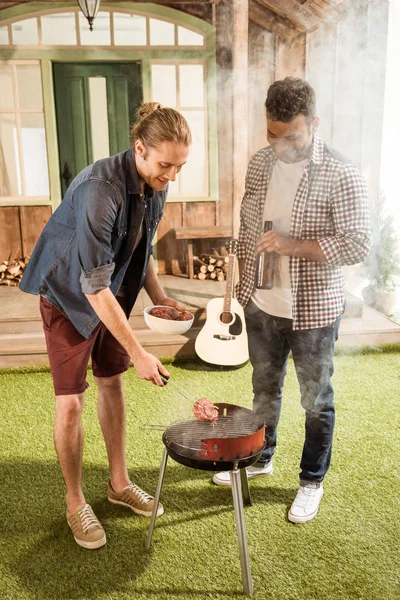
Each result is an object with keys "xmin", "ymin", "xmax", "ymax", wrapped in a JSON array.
[
  {"xmin": 107, "ymin": 77, "xmax": 130, "ymax": 156},
  {"xmin": 53, "ymin": 62, "xmax": 142, "ymax": 196},
  {"xmin": 70, "ymin": 77, "xmax": 91, "ymax": 173}
]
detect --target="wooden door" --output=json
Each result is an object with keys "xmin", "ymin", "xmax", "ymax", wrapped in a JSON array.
[{"xmin": 53, "ymin": 62, "xmax": 142, "ymax": 196}]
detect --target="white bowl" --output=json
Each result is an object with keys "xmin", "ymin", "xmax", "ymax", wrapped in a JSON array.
[{"xmin": 143, "ymin": 305, "xmax": 194, "ymax": 335}]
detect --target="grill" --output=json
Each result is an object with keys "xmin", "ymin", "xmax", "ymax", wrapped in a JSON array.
[
  {"xmin": 163, "ymin": 403, "xmax": 264, "ymax": 470},
  {"xmin": 146, "ymin": 403, "xmax": 265, "ymax": 595}
]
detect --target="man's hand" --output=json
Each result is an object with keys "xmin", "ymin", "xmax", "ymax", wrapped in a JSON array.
[
  {"xmin": 85, "ymin": 288, "xmax": 170, "ymax": 386},
  {"xmin": 255, "ymin": 230, "xmax": 295, "ymax": 256},
  {"xmin": 144, "ymin": 256, "xmax": 188, "ymax": 313},
  {"xmin": 158, "ymin": 297, "xmax": 187, "ymax": 313},
  {"xmin": 133, "ymin": 348, "xmax": 170, "ymax": 386},
  {"xmin": 255, "ymin": 231, "xmax": 327, "ymax": 262}
]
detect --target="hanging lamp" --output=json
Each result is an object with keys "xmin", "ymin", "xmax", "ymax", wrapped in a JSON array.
[{"xmin": 77, "ymin": 0, "xmax": 100, "ymax": 31}]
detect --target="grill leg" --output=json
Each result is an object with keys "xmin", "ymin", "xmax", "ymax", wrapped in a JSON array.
[
  {"xmin": 146, "ymin": 448, "xmax": 168, "ymax": 551},
  {"xmin": 231, "ymin": 468, "xmax": 254, "ymax": 595},
  {"xmin": 240, "ymin": 467, "xmax": 252, "ymax": 506}
]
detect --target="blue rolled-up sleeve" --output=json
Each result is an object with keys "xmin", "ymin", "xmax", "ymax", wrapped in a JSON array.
[{"xmin": 73, "ymin": 179, "xmax": 120, "ymax": 295}]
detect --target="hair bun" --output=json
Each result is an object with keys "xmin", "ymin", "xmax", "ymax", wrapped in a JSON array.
[
  {"xmin": 131, "ymin": 105, "xmax": 192, "ymax": 148},
  {"xmin": 137, "ymin": 102, "xmax": 162, "ymax": 121}
]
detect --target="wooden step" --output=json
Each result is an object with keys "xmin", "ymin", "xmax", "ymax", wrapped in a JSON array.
[
  {"xmin": 0, "ymin": 306, "xmax": 206, "ymax": 336},
  {"xmin": 0, "ymin": 291, "xmax": 206, "ymax": 367},
  {"xmin": 0, "ymin": 327, "xmax": 200, "ymax": 368},
  {"xmin": 0, "ymin": 316, "xmax": 43, "ymax": 335}
]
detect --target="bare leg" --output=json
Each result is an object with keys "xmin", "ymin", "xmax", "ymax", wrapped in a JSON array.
[
  {"xmin": 95, "ymin": 373, "xmax": 130, "ymax": 492},
  {"xmin": 54, "ymin": 394, "xmax": 86, "ymax": 513}
]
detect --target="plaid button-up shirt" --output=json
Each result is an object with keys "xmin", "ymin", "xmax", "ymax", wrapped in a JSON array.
[{"xmin": 236, "ymin": 134, "xmax": 371, "ymax": 330}]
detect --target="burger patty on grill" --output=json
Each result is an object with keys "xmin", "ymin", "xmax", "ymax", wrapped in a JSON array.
[{"xmin": 193, "ymin": 398, "xmax": 219, "ymax": 422}]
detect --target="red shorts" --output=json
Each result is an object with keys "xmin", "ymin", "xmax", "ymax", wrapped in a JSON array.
[{"xmin": 40, "ymin": 296, "xmax": 131, "ymax": 396}]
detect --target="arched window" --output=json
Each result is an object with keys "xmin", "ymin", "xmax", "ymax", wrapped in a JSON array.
[
  {"xmin": 0, "ymin": 10, "xmax": 205, "ymax": 48},
  {"xmin": 0, "ymin": 5, "xmax": 217, "ymax": 208}
]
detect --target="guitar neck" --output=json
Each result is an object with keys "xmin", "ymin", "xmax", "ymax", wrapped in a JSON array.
[{"xmin": 223, "ymin": 254, "xmax": 235, "ymax": 313}]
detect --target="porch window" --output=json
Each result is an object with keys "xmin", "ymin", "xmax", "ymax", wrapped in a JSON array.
[
  {"xmin": 78, "ymin": 11, "xmax": 110, "ymax": 46},
  {"xmin": 151, "ymin": 63, "xmax": 207, "ymax": 198},
  {"xmin": 0, "ymin": 61, "xmax": 49, "ymax": 201},
  {"xmin": 41, "ymin": 13, "xmax": 76, "ymax": 46},
  {"xmin": 12, "ymin": 17, "xmax": 38, "ymax": 45},
  {"xmin": 149, "ymin": 18, "xmax": 175, "ymax": 46},
  {"xmin": 113, "ymin": 13, "xmax": 146, "ymax": 46},
  {"xmin": 177, "ymin": 26, "xmax": 203, "ymax": 46},
  {"xmin": 0, "ymin": 7, "xmax": 215, "ymax": 208},
  {"xmin": 0, "ymin": 26, "xmax": 8, "ymax": 45}
]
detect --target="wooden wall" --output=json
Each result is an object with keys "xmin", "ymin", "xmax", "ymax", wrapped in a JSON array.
[
  {"xmin": 0, "ymin": 205, "xmax": 51, "ymax": 262},
  {"xmin": 156, "ymin": 201, "xmax": 217, "ymax": 275},
  {"xmin": 215, "ymin": 0, "xmax": 234, "ymax": 230},
  {"xmin": 248, "ymin": 23, "xmax": 275, "ymax": 157}
]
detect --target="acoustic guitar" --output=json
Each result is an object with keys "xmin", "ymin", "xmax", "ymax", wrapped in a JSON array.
[{"xmin": 195, "ymin": 240, "xmax": 249, "ymax": 368}]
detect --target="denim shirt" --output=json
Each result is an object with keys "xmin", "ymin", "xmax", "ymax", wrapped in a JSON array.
[{"xmin": 20, "ymin": 149, "xmax": 166, "ymax": 338}]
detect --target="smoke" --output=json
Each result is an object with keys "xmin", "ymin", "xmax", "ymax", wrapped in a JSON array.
[{"xmin": 304, "ymin": 1, "xmax": 396, "ymax": 306}]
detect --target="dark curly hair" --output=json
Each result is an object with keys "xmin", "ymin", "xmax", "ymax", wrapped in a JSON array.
[{"xmin": 265, "ymin": 77, "xmax": 316, "ymax": 124}]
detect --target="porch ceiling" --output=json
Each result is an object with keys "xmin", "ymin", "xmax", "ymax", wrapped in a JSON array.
[{"xmin": 252, "ymin": 0, "xmax": 347, "ymax": 32}]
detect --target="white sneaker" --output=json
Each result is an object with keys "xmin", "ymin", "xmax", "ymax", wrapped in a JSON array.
[
  {"xmin": 212, "ymin": 462, "xmax": 273, "ymax": 486},
  {"xmin": 288, "ymin": 482, "xmax": 324, "ymax": 523}
]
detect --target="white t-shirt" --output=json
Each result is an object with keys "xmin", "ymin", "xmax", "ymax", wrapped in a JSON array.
[{"xmin": 252, "ymin": 157, "xmax": 308, "ymax": 319}]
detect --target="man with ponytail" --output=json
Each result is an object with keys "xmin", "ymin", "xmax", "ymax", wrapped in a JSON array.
[{"xmin": 20, "ymin": 103, "xmax": 192, "ymax": 549}]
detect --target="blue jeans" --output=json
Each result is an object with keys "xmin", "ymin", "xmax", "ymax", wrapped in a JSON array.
[{"xmin": 245, "ymin": 300, "xmax": 341, "ymax": 483}]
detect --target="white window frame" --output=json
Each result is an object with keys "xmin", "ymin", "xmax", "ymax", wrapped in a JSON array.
[
  {"xmin": 0, "ymin": 59, "xmax": 50, "ymax": 204},
  {"xmin": 150, "ymin": 59, "xmax": 209, "ymax": 199}
]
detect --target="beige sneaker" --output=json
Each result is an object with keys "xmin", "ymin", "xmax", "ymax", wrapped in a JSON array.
[
  {"xmin": 108, "ymin": 481, "xmax": 164, "ymax": 517},
  {"xmin": 67, "ymin": 503, "xmax": 106, "ymax": 549}
]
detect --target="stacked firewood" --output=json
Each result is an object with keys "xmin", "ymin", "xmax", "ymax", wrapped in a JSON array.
[
  {"xmin": 0, "ymin": 255, "xmax": 29, "ymax": 286},
  {"xmin": 193, "ymin": 250, "xmax": 229, "ymax": 281}
]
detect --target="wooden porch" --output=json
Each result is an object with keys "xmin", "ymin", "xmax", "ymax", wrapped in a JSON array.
[{"xmin": 1, "ymin": 276, "xmax": 400, "ymax": 368}]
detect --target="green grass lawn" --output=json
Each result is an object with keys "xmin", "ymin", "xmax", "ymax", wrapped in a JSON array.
[{"xmin": 1, "ymin": 347, "xmax": 399, "ymax": 600}]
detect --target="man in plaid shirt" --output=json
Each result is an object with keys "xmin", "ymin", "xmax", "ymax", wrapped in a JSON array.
[{"xmin": 213, "ymin": 78, "xmax": 370, "ymax": 523}]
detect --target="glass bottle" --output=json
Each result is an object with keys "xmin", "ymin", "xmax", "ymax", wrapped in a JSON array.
[{"xmin": 255, "ymin": 220, "xmax": 275, "ymax": 290}]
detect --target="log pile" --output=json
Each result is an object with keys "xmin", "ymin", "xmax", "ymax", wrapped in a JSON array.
[
  {"xmin": 0, "ymin": 255, "xmax": 29, "ymax": 286},
  {"xmin": 193, "ymin": 250, "xmax": 229, "ymax": 281}
]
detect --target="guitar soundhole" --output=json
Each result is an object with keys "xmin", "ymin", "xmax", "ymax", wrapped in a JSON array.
[
  {"xmin": 220, "ymin": 311, "xmax": 233, "ymax": 324},
  {"xmin": 229, "ymin": 314, "xmax": 243, "ymax": 336}
]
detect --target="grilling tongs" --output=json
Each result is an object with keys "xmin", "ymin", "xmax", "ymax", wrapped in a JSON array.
[
  {"xmin": 160, "ymin": 375, "xmax": 198, "ymax": 406},
  {"xmin": 141, "ymin": 378, "xmax": 197, "ymax": 431},
  {"xmin": 161, "ymin": 376, "xmax": 218, "ymax": 411}
]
